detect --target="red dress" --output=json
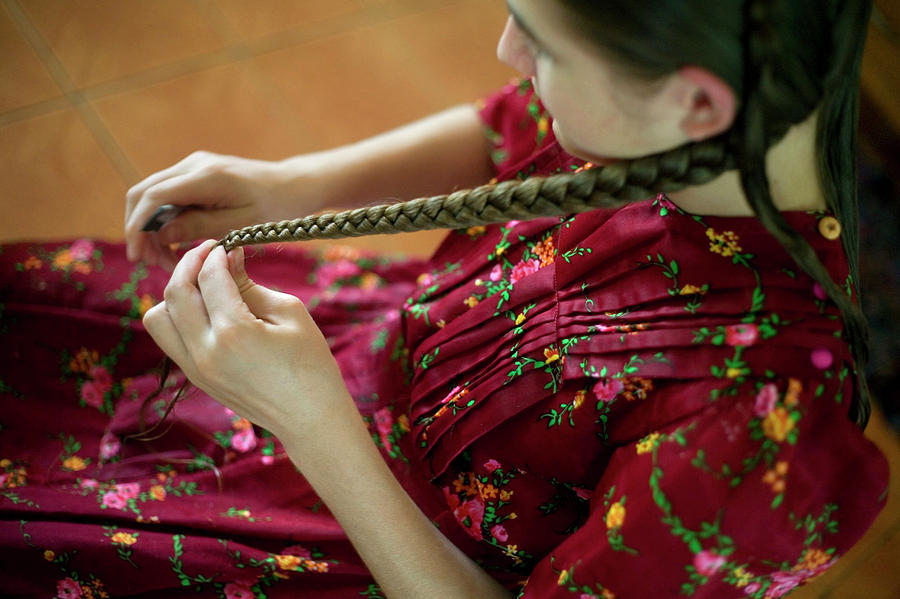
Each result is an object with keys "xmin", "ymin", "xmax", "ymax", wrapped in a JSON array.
[{"xmin": 0, "ymin": 81, "xmax": 888, "ymax": 599}]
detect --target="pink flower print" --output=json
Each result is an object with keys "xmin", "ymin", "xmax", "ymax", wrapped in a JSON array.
[
  {"xmin": 743, "ymin": 582, "xmax": 762, "ymax": 595},
  {"xmin": 489, "ymin": 264, "xmax": 503, "ymax": 282},
  {"xmin": 592, "ymin": 378, "xmax": 624, "ymax": 403},
  {"xmin": 693, "ymin": 550, "xmax": 726, "ymax": 577},
  {"xmin": 231, "ymin": 428, "xmax": 257, "ymax": 453},
  {"xmin": 282, "ymin": 544, "xmax": 312, "ymax": 558},
  {"xmin": 724, "ymin": 323, "xmax": 759, "ymax": 346},
  {"xmin": 56, "ymin": 577, "xmax": 83, "ymax": 599},
  {"xmin": 116, "ymin": 482, "xmax": 140, "ymax": 499},
  {"xmin": 754, "ymin": 383, "xmax": 778, "ymax": 418},
  {"xmin": 318, "ymin": 259, "xmax": 362, "ymax": 288},
  {"xmin": 88, "ymin": 365, "xmax": 113, "ymax": 392},
  {"xmin": 417, "ymin": 272, "xmax": 435, "ymax": 287},
  {"xmin": 483, "ymin": 459, "xmax": 501, "ymax": 473},
  {"xmin": 223, "ymin": 581, "xmax": 254, "ymax": 599},
  {"xmin": 574, "ymin": 487, "xmax": 593, "ymax": 501},
  {"xmin": 373, "ymin": 407, "xmax": 393, "ymax": 435},
  {"xmin": 261, "ymin": 455, "xmax": 275, "ymax": 465},
  {"xmin": 79, "ymin": 380, "xmax": 104, "ymax": 408},
  {"xmin": 810, "ymin": 348, "xmax": 833, "ymax": 370},
  {"xmin": 506, "ymin": 220, "xmax": 521, "ymax": 228},
  {"xmin": 444, "ymin": 487, "xmax": 485, "ymax": 541},
  {"xmin": 79, "ymin": 478, "xmax": 98, "ymax": 490},
  {"xmin": 0, "ymin": 473, "xmax": 7, "ymax": 488},
  {"xmin": 491, "ymin": 524, "xmax": 509, "ymax": 542},
  {"xmin": 69, "ymin": 239, "xmax": 95, "ymax": 262},
  {"xmin": 766, "ymin": 571, "xmax": 804, "ymax": 597},
  {"xmin": 99, "ymin": 432, "xmax": 121, "ymax": 460},
  {"xmin": 812, "ymin": 282, "xmax": 828, "ymax": 300},
  {"xmin": 509, "ymin": 258, "xmax": 541, "ymax": 285},
  {"xmin": 101, "ymin": 491, "xmax": 127, "ymax": 510}
]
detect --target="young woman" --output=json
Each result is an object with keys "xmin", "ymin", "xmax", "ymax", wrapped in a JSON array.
[{"xmin": 0, "ymin": 1, "xmax": 888, "ymax": 597}]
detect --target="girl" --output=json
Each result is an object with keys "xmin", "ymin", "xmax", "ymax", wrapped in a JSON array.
[{"xmin": 0, "ymin": 1, "xmax": 888, "ymax": 597}]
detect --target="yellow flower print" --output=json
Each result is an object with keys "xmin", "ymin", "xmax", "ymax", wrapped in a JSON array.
[
  {"xmin": 72, "ymin": 261, "xmax": 92, "ymax": 275},
  {"xmin": 0, "ymin": 459, "xmax": 9, "ymax": 468},
  {"xmin": 733, "ymin": 567, "xmax": 752, "ymax": 587},
  {"xmin": 557, "ymin": 569, "xmax": 569, "ymax": 586},
  {"xmin": 679, "ymin": 284, "xmax": 704, "ymax": 295},
  {"xmin": 69, "ymin": 348, "xmax": 100, "ymax": 374},
  {"xmin": 762, "ymin": 460, "xmax": 789, "ymax": 493},
  {"xmin": 62, "ymin": 456, "xmax": 87, "ymax": 471},
  {"xmin": 795, "ymin": 548, "xmax": 832, "ymax": 572},
  {"xmin": 533, "ymin": 236, "xmax": 556, "ymax": 267},
  {"xmin": 111, "ymin": 531, "xmax": 137, "ymax": 546},
  {"xmin": 43, "ymin": 550, "xmax": 55, "ymax": 561},
  {"xmin": 23, "ymin": 255, "xmax": 42, "ymax": 270},
  {"xmin": 785, "ymin": 378, "xmax": 803, "ymax": 406},
  {"xmin": 543, "ymin": 347, "xmax": 560, "ymax": 363},
  {"xmin": 515, "ymin": 312, "xmax": 526, "ymax": 325},
  {"xmin": 606, "ymin": 501, "xmax": 626, "ymax": 530},
  {"xmin": 149, "ymin": 484, "xmax": 166, "ymax": 501},
  {"xmin": 466, "ymin": 225, "xmax": 486, "ymax": 238},
  {"xmin": 499, "ymin": 489, "xmax": 514, "ymax": 502},
  {"xmin": 636, "ymin": 432, "xmax": 661, "ymax": 455},
  {"xmin": 138, "ymin": 294, "xmax": 155, "ymax": 317},
  {"xmin": 463, "ymin": 296, "xmax": 480, "ymax": 308},
  {"xmin": 53, "ymin": 249, "xmax": 74, "ymax": 268},
  {"xmin": 397, "ymin": 414, "xmax": 410, "ymax": 433},
  {"xmin": 726, "ymin": 367, "xmax": 743, "ymax": 379},
  {"xmin": 275, "ymin": 554, "xmax": 302, "ymax": 571},
  {"xmin": 762, "ymin": 407, "xmax": 795, "ymax": 442},
  {"xmin": 706, "ymin": 228, "xmax": 743, "ymax": 258},
  {"xmin": 573, "ymin": 389, "xmax": 586, "ymax": 410},
  {"xmin": 537, "ymin": 117, "xmax": 549, "ymax": 135}
]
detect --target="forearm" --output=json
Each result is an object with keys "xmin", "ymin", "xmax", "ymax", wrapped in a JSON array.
[
  {"xmin": 282, "ymin": 104, "xmax": 496, "ymax": 210},
  {"xmin": 279, "ymin": 395, "xmax": 511, "ymax": 599}
]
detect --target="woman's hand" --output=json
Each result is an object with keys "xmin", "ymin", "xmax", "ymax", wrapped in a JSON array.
[
  {"xmin": 125, "ymin": 152, "xmax": 330, "ymax": 271},
  {"xmin": 142, "ymin": 240, "xmax": 350, "ymax": 437}
]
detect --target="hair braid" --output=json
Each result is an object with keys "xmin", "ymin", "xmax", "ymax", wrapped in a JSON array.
[
  {"xmin": 218, "ymin": 139, "xmax": 733, "ymax": 250},
  {"xmin": 736, "ymin": 0, "xmax": 873, "ymax": 427}
]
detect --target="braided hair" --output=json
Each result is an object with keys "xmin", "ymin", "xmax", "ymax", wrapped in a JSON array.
[{"xmin": 217, "ymin": 0, "xmax": 874, "ymax": 427}]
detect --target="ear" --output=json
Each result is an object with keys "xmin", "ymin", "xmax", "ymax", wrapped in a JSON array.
[{"xmin": 677, "ymin": 66, "xmax": 737, "ymax": 141}]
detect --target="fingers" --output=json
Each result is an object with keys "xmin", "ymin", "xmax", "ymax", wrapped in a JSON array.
[
  {"xmin": 225, "ymin": 245, "xmax": 301, "ymax": 322},
  {"xmin": 163, "ymin": 240, "xmax": 216, "ymax": 348},
  {"xmin": 197, "ymin": 245, "xmax": 249, "ymax": 331},
  {"xmin": 142, "ymin": 301, "xmax": 190, "ymax": 367}
]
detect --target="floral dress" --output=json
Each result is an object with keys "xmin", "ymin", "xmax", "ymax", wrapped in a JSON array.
[{"xmin": 0, "ymin": 81, "xmax": 888, "ymax": 599}]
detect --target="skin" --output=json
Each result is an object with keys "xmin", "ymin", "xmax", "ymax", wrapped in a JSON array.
[
  {"xmin": 499, "ymin": 0, "xmax": 827, "ymax": 217},
  {"xmin": 141, "ymin": 1, "xmax": 830, "ymax": 596}
]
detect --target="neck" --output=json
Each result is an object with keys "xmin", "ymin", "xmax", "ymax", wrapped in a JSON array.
[{"xmin": 665, "ymin": 110, "xmax": 825, "ymax": 216}]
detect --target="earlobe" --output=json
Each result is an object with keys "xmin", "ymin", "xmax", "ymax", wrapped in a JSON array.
[{"xmin": 677, "ymin": 66, "xmax": 737, "ymax": 141}]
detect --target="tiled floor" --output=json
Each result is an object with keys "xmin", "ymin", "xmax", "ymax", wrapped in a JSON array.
[{"xmin": 1, "ymin": 0, "xmax": 897, "ymax": 595}]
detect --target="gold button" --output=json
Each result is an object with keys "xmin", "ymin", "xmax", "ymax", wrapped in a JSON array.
[{"xmin": 817, "ymin": 216, "xmax": 841, "ymax": 240}]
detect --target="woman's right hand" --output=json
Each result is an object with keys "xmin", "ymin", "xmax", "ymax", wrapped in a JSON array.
[{"xmin": 125, "ymin": 151, "xmax": 329, "ymax": 270}]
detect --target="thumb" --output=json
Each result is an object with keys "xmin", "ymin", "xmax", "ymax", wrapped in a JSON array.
[{"xmin": 226, "ymin": 246, "xmax": 296, "ymax": 321}]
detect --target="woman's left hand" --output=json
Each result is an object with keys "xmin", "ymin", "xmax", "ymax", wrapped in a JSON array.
[{"xmin": 142, "ymin": 240, "xmax": 352, "ymax": 438}]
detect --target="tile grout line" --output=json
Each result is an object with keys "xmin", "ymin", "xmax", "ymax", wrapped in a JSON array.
[{"xmin": 2, "ymin": 0, "xmax": 142, "ymax": 185}]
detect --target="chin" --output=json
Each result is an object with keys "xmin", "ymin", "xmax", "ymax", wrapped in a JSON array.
[{"xmin": 554, "ymin": 123, "xmax": 620, "ymax": 166}]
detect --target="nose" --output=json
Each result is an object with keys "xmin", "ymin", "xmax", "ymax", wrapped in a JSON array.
[{"xmin": 497, "ymin": 17, "xmax": 536, "ymax": 77}]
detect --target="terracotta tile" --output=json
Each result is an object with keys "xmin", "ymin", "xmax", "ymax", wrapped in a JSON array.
[
  {"xmin": 254, "ymin": 0, "xmax": 514, "ymax": 149},
  {"xmin": 91, "ymin": 61, "xmax": 308, "ymax": 178},
  {"xmin": 213, "ymin": 0, "xmax": 361, "ymax": 41},
  {"xmin": 0, "ymin": 109, "xmax": 128, "ymax": 243},
  {"xmin": 20, "ymin": 0, "xmax": 226, "ymax": 88},
  {"xmin": 822, "ymin": 523, "xmax": 900, "ymax": 599},
  {"xmin": 0, "ymin": 4, "xmax": 61, "ymax": 113},
  {"xmin": 790, "ymin": 407, "xmax": 900, "ymax": 598}
]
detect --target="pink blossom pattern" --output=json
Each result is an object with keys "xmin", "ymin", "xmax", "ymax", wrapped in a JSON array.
[
  {"xmin": 754, "ymin": 383, "xmax": 779, "ymax": 417},
  {"xmin": 725, "ymin": 323, "xmax": 759, "ymax": 346}
]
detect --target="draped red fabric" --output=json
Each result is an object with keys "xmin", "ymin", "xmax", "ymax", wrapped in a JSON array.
[{"xmin": 0, "ymin": 81, "xmax": 887, "ymax": 598}]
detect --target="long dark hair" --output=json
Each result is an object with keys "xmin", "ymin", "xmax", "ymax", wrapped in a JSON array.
[{"xmin": 213, "ymin": 0, "xmax": 874, "ymax": 427}]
